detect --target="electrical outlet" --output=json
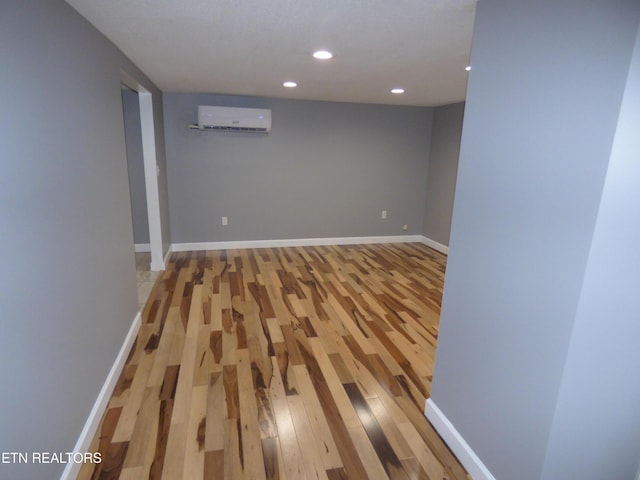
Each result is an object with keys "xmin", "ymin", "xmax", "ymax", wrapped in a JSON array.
[
  {"xmin": 381, "ymin": 210, "xmax": 387, "ymax": 219},
  {"xmin": 221, "ymin": 216, "xmax": 228, "ymax": 226},
  {"xmin": 403, "ymin": 224, "xmax": 408, "ymax": 231}
]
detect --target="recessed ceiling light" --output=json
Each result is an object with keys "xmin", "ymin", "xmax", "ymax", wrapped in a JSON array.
[
  {"xmin": 465, "ymin": 65, "xmax": 472, "ymax": 71},
  {"xmin": 313, "ymin": 50, "xmax": 333, "ymax": 60},
  {"xmin": 283, "ymin": 81, "xmax": 297, "ymax": 88},
  {"xmin": 391, "ymin": 88, "xmax": 405, "ymax": 94}
]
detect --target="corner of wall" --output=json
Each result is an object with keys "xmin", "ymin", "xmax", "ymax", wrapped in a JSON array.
[
  {"xmin": 425, "ymin": 398, "xmax": 496, "ymax": 480},
  {"xmin": 420, "ymin": 236, "xmax": 449, "ymax": 254}
]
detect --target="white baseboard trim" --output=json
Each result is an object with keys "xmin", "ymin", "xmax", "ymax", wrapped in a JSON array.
[
  {"xmin": 163, "ymin": 245, "xmax": 173, "ymax": 266},
  {"xmin": 420, "ymin": 236, "xmax": 449, "ymax": 254},
  {"xmin": 60, "ymin": 313, "xmax": 142, "ymax": 480},
  {"xmin": 149, "ymin": 244, "xmax": 169, "ymax": 272},
  {"xmin": 134, "ymin": 243, "xmax": 151, "ymax": 253},
  {"xmin": 425, "ymin": 398, "xmax": 496, "ymax": 480},
  {"xmin": 171, "ymin": 235, "xmax": 424, "ymax": 252}
]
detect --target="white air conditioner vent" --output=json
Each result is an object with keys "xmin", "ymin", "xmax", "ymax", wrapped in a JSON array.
[{"xmin": 197, "ymin": 106, "xmax": 271, "ymax": 133}]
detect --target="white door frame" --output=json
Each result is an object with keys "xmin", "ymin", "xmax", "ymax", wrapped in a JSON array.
[{"xmin": 120, "ymin": 71, "xmax": 164, "ymax": 271}]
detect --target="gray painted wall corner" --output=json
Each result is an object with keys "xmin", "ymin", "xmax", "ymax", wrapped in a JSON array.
[
  {"xmin": 431, "ymin": 1, "xmax": 640, "ymax": 479},
  {"xmin": 423, "ymin": 102, "xmax": 464, "ymax": 245},
  {"xmin": 540, "ymin": 21, "xmax": 640, "ymax": 480}
]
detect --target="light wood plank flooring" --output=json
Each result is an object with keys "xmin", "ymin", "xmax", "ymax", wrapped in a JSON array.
[{"xmin": 79, "ymin": 243, "xmax": 468, "ymax": 479}]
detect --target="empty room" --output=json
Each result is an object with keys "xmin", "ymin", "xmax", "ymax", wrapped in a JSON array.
[{"xmin": 2, "ymin": 1, "xmax": 640, "ymax": 480}]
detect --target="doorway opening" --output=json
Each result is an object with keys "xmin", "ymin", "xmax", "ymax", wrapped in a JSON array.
[
  {"xmin": 119, "ymin": 72, "xmax": 164, "ymax": 311},
  {"xmin": 121, "ymin": 84, "xmax": 159, "ymax": 308},
  {"xmin": 119, "ymin": 72, "xmax": 163, "ymax": 271}
]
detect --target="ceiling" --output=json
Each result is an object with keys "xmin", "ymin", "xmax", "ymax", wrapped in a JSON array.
[{"xmin": 65, "ymin": 0, "xmax": 476, "ymax": 107}]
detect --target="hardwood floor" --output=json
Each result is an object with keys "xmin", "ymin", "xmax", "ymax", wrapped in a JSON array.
[{"xmin": 78, "ymin": 243, "xmax": 468, "ymax": 480}]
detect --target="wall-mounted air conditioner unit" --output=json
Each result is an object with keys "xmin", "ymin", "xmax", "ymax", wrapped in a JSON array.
[{"xmin": 197, "ymin": 106, "xmax": 272, "ymax": 133}]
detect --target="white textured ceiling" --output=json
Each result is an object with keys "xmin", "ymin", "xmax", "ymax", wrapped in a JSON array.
[{"xmin": 65, "ymin": 0, "xmax": 476, "ymax": 106}]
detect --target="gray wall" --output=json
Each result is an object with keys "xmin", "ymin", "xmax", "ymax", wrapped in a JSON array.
[
  {"xmin": 540, "ymin": 23, "xmax": 640, "ymax": 480},
  {"xmin": 164, "ymin": 94, "xmax": 433, "ymax": 243},
  {"xmin": 122, "ymin": 88, "xmax": 150, "ymax": 245},
  {"xmin": 0, "ymin": 1, "xmax": 168, "ymax": 478},
  {"xmin": 430, "ymin": 1, "xmax": 640, "ymax": 479},
  {"xmin": 422, "ymin": 102, "xmax": 464, "ymax": 245},
  {"xmin": 157, "ymin": 103, "xmax": 172, "ymax": 258}
]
